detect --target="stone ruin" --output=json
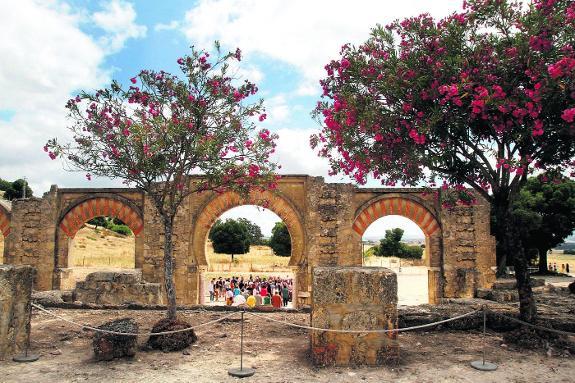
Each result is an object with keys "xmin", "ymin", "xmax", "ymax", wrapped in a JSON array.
[
  {"xmin": 311, "ymin": 266, "xmax": 399, "ymax": 366},
  {"xmin": 0, "ymin": 265, "xmax": 35, "ymax": 360},
  {"xmin": 75, "ymin": 271, "xmax": 163, "ymax": 306},
  {"xmin": 1, "ymin": 176, "xmax": 497, "ymax": 308}
]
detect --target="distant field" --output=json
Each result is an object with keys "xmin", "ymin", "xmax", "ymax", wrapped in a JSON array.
[
  {"xmin": 206, "ymin": 243, "xmax": 291, "ymax": 272},
  {"xmin": 548, "ymin": 252, "xmax": 575, "ymax": 268},
  {"xmin": 68, "ymin": 225, "xmax": 135, "ymax": 268}
]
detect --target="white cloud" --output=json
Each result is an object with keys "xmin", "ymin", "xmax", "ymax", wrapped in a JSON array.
[
  {"xmin": 93, "ymin": 0, "xmax": 147, "ymax": 53},
  {"xmin": 272, "ymin": 128, "xmax": 330, "ymax": 176},
  {"xmin": 154, "ymin": 20, "xmax": 179, "ymax": 32},
  {"xmin": 266, "ymin": 95, "xmax": 289, "ymax": 124},
  {"xmin": 180, "ymin": 0, "xmax": 461, "ymax": 88},
  {"xmin": 0, "ymin": 0, "xmax": 140, "ymax": 194}
]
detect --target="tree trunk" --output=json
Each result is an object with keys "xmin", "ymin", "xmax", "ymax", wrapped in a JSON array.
[
  {"xmin": 504, "ymin": 213, "xmax": 537, "ymax": 322},
  {"xmin": 493, "ymin": 200, "xmax": 537, "ymax": 322},
  {"xmin": 538, "ymin": 247, "xmax": 549, "ymax": 274},
  {"xmin": 163, "ymin": 219, "xmax": 177, "ymax": 320}
]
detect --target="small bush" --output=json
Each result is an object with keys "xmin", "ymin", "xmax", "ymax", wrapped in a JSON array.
[{"xmin": 109, "ymin": 224, "xmax": 132, "ymax": 236}]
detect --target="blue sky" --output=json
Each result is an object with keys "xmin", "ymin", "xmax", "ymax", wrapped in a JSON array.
[{"xmin": 0, "ymin": 0, "xmax": 464, "ymax": 238}]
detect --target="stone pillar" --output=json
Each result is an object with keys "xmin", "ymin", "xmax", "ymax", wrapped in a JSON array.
[
  {"xmin": 311, "ymin": 266, "xmax": 398, "ymax": 366},
  {"xmin": 0, "ymin": 265, "xmax": 35, "ymax": 360}
]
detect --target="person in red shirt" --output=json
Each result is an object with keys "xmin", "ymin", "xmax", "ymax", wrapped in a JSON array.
[{"xmin": 271, "ymin": 292, "xmax": 282, "ymax": 309}]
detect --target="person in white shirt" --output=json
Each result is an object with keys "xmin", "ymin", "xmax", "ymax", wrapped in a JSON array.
[{"xmin": 232, "ymin": 293, "xmax": 246, "ymax": 306}]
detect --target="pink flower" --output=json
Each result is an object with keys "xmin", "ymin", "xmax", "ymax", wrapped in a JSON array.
[
  {"xmin": 177, "ymin": 57, "xmax": 184, "ymax": 65},
  {"xmin": 340, "ymin": 58, "xmax": 351, "ymax": 70},
  {"xmin": 374, "ymin": 133, "xmax": 383, "ymax": 142},
  {"xmin": 561, "ymin": 108, "xmax": 575, "ymax": 123},
  {"xmin": 48, "ymin": 152, "xmax": 56, "ymax": 160},
  {"xmin": 43, "ymin": 145, "xmax": 48, "ymax": 152},
  {"xmin": 248, "ymin": 164, "xmax": 260, "ymax": 177},
  {"xmin": 234, "ymin": 48, "xmax": 242, "ymax": 61},
  {"xmin": 130, "ymin": 77, "xmax": 137, "ymax": 84},
  {"xmin": 86, "ymin": 174, "xmax": 92, "ymax": 181},
  {"xmin": 259, "ymin": 113, "xmax": 267, "ymax": 122}
]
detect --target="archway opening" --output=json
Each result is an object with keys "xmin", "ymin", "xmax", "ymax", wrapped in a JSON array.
[
  {"xmin": 66, "ymin": 216, "xmax": 136, "ymax": 287},
  {"xmin": 203, "ymin": 205, "xmax": 295, "ymax": 308},
  {"xmin": 362, "ymin": 215, "xmax": 429, "ymax": 305}
]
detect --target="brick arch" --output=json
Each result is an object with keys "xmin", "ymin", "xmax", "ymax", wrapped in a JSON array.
[
  {"xmin": 59, "ymin": 196, "xmax": 144, "ymax": 238},
  {"xmin": 192, "ymin": 190, "xmax": 305, "ymax": 267},
  {"xmin": 0, "ymin": 203, "xmax": 10, "ymax": 237},
  {"xmin": 353, "ymin": 195, "xmax": 441, "ymax": 237}
]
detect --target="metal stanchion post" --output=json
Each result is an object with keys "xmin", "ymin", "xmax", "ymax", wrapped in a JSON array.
[
  {"xmin": 228, "ymin": 310, "xmax": 255, "ymax": 378},
  {"xmin": 470, "ymin": 306, "xmax": 497, "ymax": 371},
  {"xmin": 13, "ymin": 300, "xmax": 40, "ymax": 363}
]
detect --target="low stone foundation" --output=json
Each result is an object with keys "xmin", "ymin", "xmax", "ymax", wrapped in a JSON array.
[
  {"xmin": 74, "ymin": 271, "xmax": 163, "ymax": 306},
  {"xmin": 0, "ymin": 265, "xmax": 35, "ymax": 360},
  {"xmin": 311, "ymin": 266, "xmax": 399, "ymax": 366}
]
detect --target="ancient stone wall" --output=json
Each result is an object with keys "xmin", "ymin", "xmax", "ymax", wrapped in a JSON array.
[
  {"xmin": 311, "ymin": 266, "xmax": 398, "ymax": 366},
  {"xmin": 3, "ymin": 175, "xmax": 496, "ymax": 306},
  {"xmin": 5, "ymin": 187, "xmax": 58, "ymax": 290},
  {"xmin": 74, "ymin": 271, "xmax": 163, "ymax": 306},
  {"xmin": 0, "ymin": 265, "xmax": 35, "ymax": 360}
]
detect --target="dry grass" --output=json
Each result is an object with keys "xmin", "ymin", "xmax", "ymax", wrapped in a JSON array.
[
  {"xmin": 547, "ymin": 251, "xmax": 575, "ymax": 272},
  {"xmin": 206, "ymin": 243, "xmax": 290, "ymax": 272},
  {"xmin": 68, "ymin": 225, "xmax": 135, "ymax": 268},
  {"xmin": 0, "ymin": 235, "xmax": 4, "ymax": 264}
]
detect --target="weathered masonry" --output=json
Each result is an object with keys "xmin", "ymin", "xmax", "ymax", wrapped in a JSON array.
[{"xmin": 1, "ymin": 175, "xmax": 496, "ymax": 306}]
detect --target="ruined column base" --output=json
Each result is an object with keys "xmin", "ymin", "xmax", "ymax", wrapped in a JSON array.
[
  {"xmin": 0, "ymin": 265, "xmax": 35, "ymax": 360},
  {"xmin": 311, "ymin": 266, "xmax": 399, "ymax": 367}
]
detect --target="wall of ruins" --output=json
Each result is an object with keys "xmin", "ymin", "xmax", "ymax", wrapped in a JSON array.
[{"xmin": 2, "ymin": 176, "xmax": 496, "ymax": 305}]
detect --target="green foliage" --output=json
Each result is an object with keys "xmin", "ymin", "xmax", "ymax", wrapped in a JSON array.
[
  {"xmin": 0, "ymin": 178, "xmax": 33, "ymax": 200},
  {"xmin": 373, "ymin": 228, "xmax": 423, "ymax": 259},
  {"xmin": 512, "ymin": 177, "xmax": 575, "ymax": 260},
  {"xmin": 237, "ymin": 217, "xmax": 265, "ymax": 245},
  {"xmin": 109, "ymin": 224, "xmax": 132, "ymax": 236},
  {"xmin": 269, "ymin": 221, "xmax": 291, "ymax": 257},
  {"xmin": 564, "ymin": 250, "xmax": 575, "ymax": 255},
  {"xmin": 86, "ymin": 216, "xmax": 132, "ymax": 236},
  {"xmin": 209, "ymin": 219, "xmax": 250, "ymax": 256}
]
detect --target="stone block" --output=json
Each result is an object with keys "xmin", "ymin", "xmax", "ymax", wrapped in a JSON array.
[
  {"xmin": 0, "ymin": 265, "xmax": 35, "ymax": 360},
  {"xmin": 311, "ymin": 266, "xmax": 398, "ymax": 367},
  {"xmin": 75, "ymin": 271, "xmax": 162, "ymax": 306}
]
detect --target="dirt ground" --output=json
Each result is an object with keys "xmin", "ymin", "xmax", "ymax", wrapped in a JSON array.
[{"xmin": 1, "ymin": 308, "xmax": 574, "ymax": 383}]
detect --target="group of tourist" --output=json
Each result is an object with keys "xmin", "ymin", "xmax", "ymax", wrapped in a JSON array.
[
  {"xmin": 549, "ymin": 262, "xmax": 571, "ymax": 274},
  {"xmin": 208, "ymin": 275, "xmax": 293, "ymax": 308}
]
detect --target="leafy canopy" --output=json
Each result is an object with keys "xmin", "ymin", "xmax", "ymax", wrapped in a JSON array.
[
  {"xmin": 46, "ymin": 42, "xmax": 279, "ymax": 219},
  {"xmin": 209, "ymin": 219, "xmax": 250, "ymax": 255},
  {"xmin": 512, "ymin": 177, "xmax": 575, "ymax": 254},
  {"xmin": 311, "ymin": 0, "xmax": 575, "ymax": 207},
  {"xmin": 269, "ymin": 221, "xmax": 291, "ymax": 257},
  {"xmin": 373, "ymin": 228, "xmax": 423, "ymax": 259}
]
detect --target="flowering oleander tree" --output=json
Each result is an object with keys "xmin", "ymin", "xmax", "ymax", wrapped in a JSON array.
[
  {"xmin": 311, "ymin": 0, "xmax": 575, "ymax": 321},
  {"xmin": 46, "ymin": 43, "xmax": 279, "ymax": 319}
]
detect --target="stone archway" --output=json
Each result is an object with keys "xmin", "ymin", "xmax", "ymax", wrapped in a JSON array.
[
  {"xmin": 352, "ymin": 194, "xmax": 443, "ymax": 304},
  {"xmin": 58, "ymin": 196, "xmax": 144, "ymax": 238},
  {"xmin": 190, "ymin": 190, "xmax": 306, "ymax": 305},
  {"xmin": 191, "ymin": 190, "xmax": 306, "ymax": 268},
  {"xmin": 55, "ymin": 195, "xmax": 145, "ymax": 289}
]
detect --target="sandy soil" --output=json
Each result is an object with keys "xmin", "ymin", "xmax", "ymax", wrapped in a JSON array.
[{"xmin": 1, "ymin": 308, "xmax": 573, "ymax": 383}]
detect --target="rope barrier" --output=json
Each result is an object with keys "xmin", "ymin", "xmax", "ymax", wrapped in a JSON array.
[
  {"xmin": 486, "ymin": 309, "xmax": 575, "ymax": 337},
  {"xmin": 247, "ymin": 309, "xmax": 481, "ymax": 334},
  {"xmin": 31, "ymin": 303, "xmax": 238, "ymax": 336},
  {"xmin": 31, "ymin": 303, "xmax": 575, "ymax": 337}
]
